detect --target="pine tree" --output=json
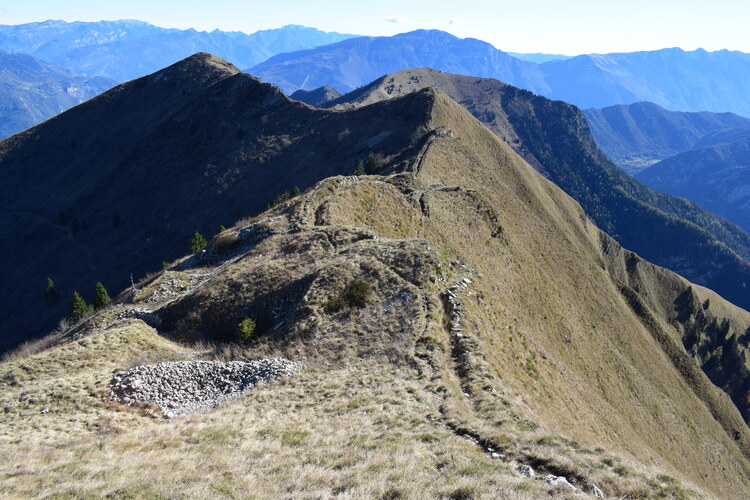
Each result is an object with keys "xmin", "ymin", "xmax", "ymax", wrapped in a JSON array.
[
  {"xmin": 190, "ymin": 231, "xmax": 207, "ymax": 254},
  {"xmin": 69, "ymin": 291, "xmax": 90, "ymax": 323},
  {"xmin": 44, "ymin": 277, "xmax": 56, "ymax": 301},
  {"xmin": 364, "ymin": 152, "xmax": 382, "ymax": 173},
  {"xmin": 217, "ymin": 225, "xmax": 227, "ymax": 234},
  {"xmin": 353, "ymin": 159, "xmax": 366, "ymax": 176},
  {"xmin": 291, "ymin": 186, "xmax": 301, "ymax": 197},
  {"xmin": 93, "ymin": 282, "xmax": 111, "ymax": 309}
]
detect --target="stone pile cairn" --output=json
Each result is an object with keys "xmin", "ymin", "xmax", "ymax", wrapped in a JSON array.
[{"xmin": 109, "ymin": 359, "xmax": 304, "ymax": 418}]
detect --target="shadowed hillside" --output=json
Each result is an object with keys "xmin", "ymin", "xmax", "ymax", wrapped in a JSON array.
[
  {"xmin": 584, "ymin": 102, "xmax": 750, "ymax": 174},
  {"xmin": 2, "ymin": 83, "xmax": 750, "ymax": 498},
  {"xmin": 290, "ymin": 85, "xmax": 342, "ymax": 106},
  {"xmin": 0, "ymin": 53, "xmax": 437, "ymax": 352},
  {"xmin": 638, "ymin": 133, "xmax": 750, "ymax": 233}
]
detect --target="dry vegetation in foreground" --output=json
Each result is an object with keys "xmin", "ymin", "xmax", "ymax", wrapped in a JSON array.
[{"xmin": 0, "ymin": 310, "xmax": 703, "ymax": 499}]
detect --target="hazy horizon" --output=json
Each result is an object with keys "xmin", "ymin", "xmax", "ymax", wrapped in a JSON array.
[{"xmin": 1, "ymin": 0, "xmax": 748, "ymax": 55}]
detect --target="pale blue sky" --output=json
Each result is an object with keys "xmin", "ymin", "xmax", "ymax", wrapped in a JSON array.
[{"xmin": 0, "ymin": 0, "xmax": 747, "ymax": 55}]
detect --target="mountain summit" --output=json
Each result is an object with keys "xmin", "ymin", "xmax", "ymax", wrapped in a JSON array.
[
  {"xmin": 2, "ymin": 55, "xmax": 750, "ymax": 498},
  {"xmin": 0, "ymin": 53, "xmax": 436, "ymax": 351},
  {"xmin": 250, "ymin": 29, "xmax": 544, "ymax": 94}
]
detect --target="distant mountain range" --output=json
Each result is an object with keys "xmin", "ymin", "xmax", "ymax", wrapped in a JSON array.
[
  {"xmin": 3, "ymin": 21, "xmax": 750, "ymax": 141},
  {"xmin": 0, "ymin": 50, "xmax": 115, "ymax": 138},
  {"xmin": 540, "ymin": 48, "xmax": 750, "ymax": 115},
  {"xmin": 251, "ymin": 30, "xmax": 750, "ymax": 117},
  {"xmin": 581, "ymin": 101, "xmax": 750, "ymax": 235},
  {"xmin": 638, "ymin": 130, "xmax": 750, "ymax": 233},
  {"xmin": 251, "ymin": 30, "xmax": 543, "ymax": 96},
  {"xmin": 0, "ymin": 20, "xmax": 355, "ymax": 82},
  {"xmin": 584, "ymin": 102, "xmax": 750, "ymax": 174}
]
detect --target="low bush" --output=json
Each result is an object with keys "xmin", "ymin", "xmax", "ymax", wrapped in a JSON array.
[{"xmin": 325, "ymin": 278, "xmax": 372, "ymax": 313}]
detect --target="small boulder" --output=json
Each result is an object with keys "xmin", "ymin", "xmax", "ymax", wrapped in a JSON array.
[
  {"xmin": 545, "ymin": 474, "xmax": 577, "ymax": 492},
  {"xmin": 518, "ymin": 464, "xmax": 535, "ymax": 478}
]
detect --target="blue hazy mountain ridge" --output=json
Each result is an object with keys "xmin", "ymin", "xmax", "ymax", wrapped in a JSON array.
[
  {"xmin": 0, "ymin": 50, "xmax": 115, "ymax": 138},
  {"xmin": 506, "ymin": 52, "xmax": 572, "ymax": 63},
  {"xmin": 584, "ymin": 101, "xmax": 750, "ymax": 174},
  {"xmin": 251, "ymin": 31, "xmax": 750, "ymax": 117},
  {"xmin": 250, "ymin": 30, "xmax": 547, "ymax": 95},
  {"xmin": 637, "ymin": 132, "xmax": 750, "ymax": 233},
  {"xmin": 0, "ymin": 20, "xmax": 355, "ymax": 82},
  {"xmin": 694, "ymin": 124, "xmax": 750, "ymax": 149},
  {"xmin": 540, "ymin": 48, "xmax": 750, "ymax": 115}
]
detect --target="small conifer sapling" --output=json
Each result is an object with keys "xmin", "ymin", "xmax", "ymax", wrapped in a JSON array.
[
  {"xmin": 190, "ymin": 231, "xmax": 208, "ymax": 254},
  {"xmin": 93, "ymin": 282, "xmax": 111, "ymax": 309},
  {"xmin": 69, "ymin": 291, "xmax": 91, "ymax": 323},
  {"xmin": 44, "ymin": 277, "xmax": 56, "ymax": 301},
  {"xmin": 236, "ymin": 317, "xmax": 257, "ymax": 343}
]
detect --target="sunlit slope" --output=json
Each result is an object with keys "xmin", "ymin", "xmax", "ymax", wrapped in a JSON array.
[{"xmin": 2, "ymin": 85, "xmax": 750, "ymax": 498}]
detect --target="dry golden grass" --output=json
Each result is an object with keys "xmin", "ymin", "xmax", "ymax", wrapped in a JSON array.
[
  {"xmin": 0, "ymin": 319, "xmax": 701, "ymax": 499},
  {"xmin": 1, "ymin": 89, "xmax": 747, "ymax": 499}
]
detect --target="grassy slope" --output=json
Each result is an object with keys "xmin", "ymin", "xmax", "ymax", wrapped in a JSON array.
[
  {"xmin": 416, "ymin": 93, "xmax": 750, "ymax": 494},
  {"xmin": 2, "ymin": 90, "xmax": 750, "ymax": 498},
  {"xmin": 328, "ymin": 68, "xmax": 750, "ymax": 321}
]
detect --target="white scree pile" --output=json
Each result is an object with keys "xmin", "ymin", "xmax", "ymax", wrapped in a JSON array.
[{"xmin": 109, "ymin": 359, "xmax": 304, "ymax": 418}]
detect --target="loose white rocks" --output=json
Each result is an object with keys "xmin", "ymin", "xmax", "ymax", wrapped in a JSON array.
[
  {"xmin": 591, "ymin": 483, "xmax": 605, "ymax": 498},
  {"xmin": 109, "ymin": 358, "xmax": 304, "ymax": 418},
  {"xmin": 518, "ymin": 464, "xmax": 535, "ymax": 478},
  {"xmin": 545, "ymin": 474, "xmax": 578, "ymax": 492},
  {"xmin": 116, "ymin": 308, "xmax": 163, "ymax": 328}
]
